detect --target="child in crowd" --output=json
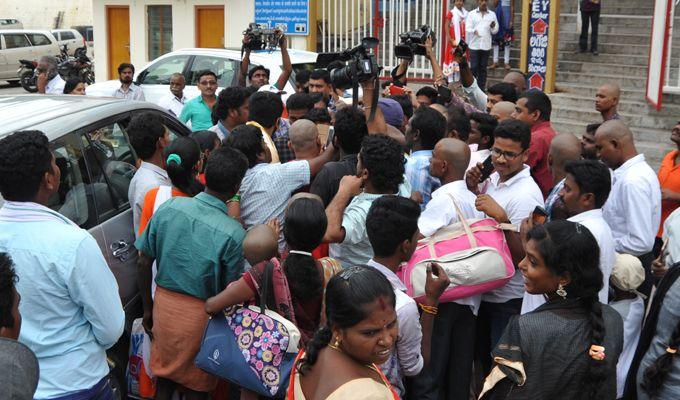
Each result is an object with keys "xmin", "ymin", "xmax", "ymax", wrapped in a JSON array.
[
  {"xmin": 609, "ymin": 254, "xmax": 646, "ymax": 399},
  {"xmin": 443, "ymin": 0, "xmax": 468, "ymax": 83},
  {"xmin": 492, "ymin": 0, "xmax": 514, "ymax": 70}
]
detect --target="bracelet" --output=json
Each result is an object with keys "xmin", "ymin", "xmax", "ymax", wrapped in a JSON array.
[{"xmin": 419, "ymin": 303, "xmax": 438, "ymax": 315}]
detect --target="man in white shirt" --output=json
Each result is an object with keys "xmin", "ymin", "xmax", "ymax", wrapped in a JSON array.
[
  {"xmin": 596, "ymin": 120, "xmax": 661, "ymax": 295},
  {"xmin": 157, "ymin": 73, "xmax": 187, "ymax": 117},
  {"xmin": 113, "ymin": 63, "xmax": 145, "ymax": 101},
  {"xmin": 126, "ymin": 112, "xmax": 170, "ymax": 236},
  {"xmin": 465, "ymin": 0, "xmax": 498, "ymax": 91},
  {"xmin": 467, "ymin": 112, "xmax": 498, "ymax": 171},
  {"xmin": 365, "ymin": 195, "xmax": 449, "ymax": 399},
  {"xmin": 522, "ymin": 159, "xmax": 616, "ymax": 314},
  {"xmin": 413, "ymin": 138, "xmax": 486, "ymax": 399},
  {"xmin": 466, "ymin": 119, "xmax": 544, "ymax": 370},
  {"xmin": 36, "ymin": 56, "xmax": 65, "ymax": 94}
]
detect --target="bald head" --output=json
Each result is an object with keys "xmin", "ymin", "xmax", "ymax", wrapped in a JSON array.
[
  {"xmin": 594, "ymin": 120, "xmax": 638, "ymax": 169},
  {"xmin": 243, "ymin": 225, "xmax": 278, "ymax": 265},
  {"xmin": 289, "ymin": 119, "xmax": 320, "ymax": 160},
  {"xmin": 549, "ymin": 133, "xmax": 581, "ymax": 181},
  {"xmin": 431, "ymin": 138, "xmax": 470, "ymax": 182},
  {"xmin": 503, "ymin": 71, "xmax": 526, "ymax": 93},
  {"xmin": 490, "ymin": 101, "xmax": 515, "ymax": 122},
  {"xmin": 596, "ymin": 83, "xmax": 621, "ymax": 119},
  {"xmin": 595, "ymin": 119, "xmax": 634, "ymax": 143}
]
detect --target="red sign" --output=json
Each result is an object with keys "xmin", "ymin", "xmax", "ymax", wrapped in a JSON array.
[
  {"xmin": 529, "ymin": 73, "xmax": 544, "ymax": 90},
  {"xmin": 531, "ymin": 19, "xmax": 547, "ymax": 35}
]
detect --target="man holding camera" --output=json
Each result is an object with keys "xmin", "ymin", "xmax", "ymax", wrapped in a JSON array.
[
  {"xmin": 238, "ymin": 28, "xmax": 292, "ymax": 91},
  {"xmin": 465, "ymin": 0, "xmax": 499, "ymax": 91}
]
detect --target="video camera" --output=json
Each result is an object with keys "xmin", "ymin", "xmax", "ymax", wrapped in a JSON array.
[
  {"xmin": 394, "ymin": 25, "xmax": 436, "ymax": 60},
  {"xmin": 243, "ymin": 23, "xmax": 282, "ymax": 52},
  {"xmin": 316, "ymin": 37, "xmax": 381, "ymax": 90}
]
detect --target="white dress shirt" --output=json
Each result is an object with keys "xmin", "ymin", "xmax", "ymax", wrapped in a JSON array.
[
  {"xmin": 157, "ymin": 93, "xmax": 187, "ymax": 117},
  {"xmin": 481, "ymin": 166, "xmax": 544, "ymax": 304},
  {"xmin": 521, "ymin": 208, "xmax": 616, "ymax": 314},
  {"xmin": 114, "ymin": 83, "xmax": 145, "ymax": 101},
  {"xmin": 468, "ymin": 147, "xmax": 492, "ymax": 172},
  {"xmin": 611, "ymin": 295, "xmax": 644, "ymax": 399},
  {"xmin": 45, "ymin": 74, "xmax": 66, "ymax": 94},
  {"xmin": 465, "ymin": 8, "xmax": 499, "ymax": 51},
  {"xmin": 603, "ymin": 154, "xmax": 661, "ymax": 256},
  {"xmin": 418, "ymin": 180, "xmax": 485, "ymax": 315},
  {"xmin": 367, "ymin": 259, "xmax": 423, "ymax": 396},
  {"xmin": 662, "ymin": 207, "xmax": 680, "ymax": 266},
  {"xmin": 128, "ymin": 161, "xmax": 170, "ymax": 236}
]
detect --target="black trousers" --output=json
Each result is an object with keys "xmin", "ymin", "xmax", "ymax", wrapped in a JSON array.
[
  {"xmin": 474, "ymin": 298, "xmax": 523, "ymax": 376},
  {"xmin": 470, "ymin": 49, "xmax": 490, "ymax": 91},
  {"xmin": 579, "ymin": 9, "xmax": 600, "ymax": 52},
  {"xmin": 407, "ymin": 302, "xmax": 476, "ymax": 400}
]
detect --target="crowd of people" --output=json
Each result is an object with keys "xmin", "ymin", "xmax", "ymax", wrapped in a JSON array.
[{"xmin": 2, "ymin": 1, "xmax": 680, "ymax": 400}]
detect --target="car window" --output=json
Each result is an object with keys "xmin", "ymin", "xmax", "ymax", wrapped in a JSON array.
[
  {"xmin": 61, "ymin": 31, "xmax": 75, "ymax": 40},
  {"xmin": 82, "ymin": 121, "xmax": 137, "ymax": 220},
  {"xmin": 47, "ymin": 133, "xmax": 97, "ymax": 229},
  {"xmin": 188, "ymin": 56, "xmax": 238, "ymax": 87},
  {"xmin": 140, "ymin": 55, "xmax": 190, "ymax": 85},
  {"xmin": 27, "ymin": 34, "xmax": 52, "ymax": 46},
  {"xmin": 3, "ymin": 34, "xmax": 30, "ymax": 49}
]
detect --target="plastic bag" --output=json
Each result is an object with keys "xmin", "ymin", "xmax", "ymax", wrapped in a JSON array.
[{"xmin": 127, "ymin": 318, "xmax": 156, "ymax": 398}]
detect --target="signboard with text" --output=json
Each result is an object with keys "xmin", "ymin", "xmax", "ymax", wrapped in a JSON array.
[
  {"xmin": 255, "ymin": 0, "xmax": 310, "ymax": 36},
  {"xmin": 527, "ymin": 0, "xmax": 550, "ymax": 91}
]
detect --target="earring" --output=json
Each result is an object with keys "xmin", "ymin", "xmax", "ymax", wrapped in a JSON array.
[
  {"xmin": 556, "ymin": 283, "xmax": 567, "ymax": 299},
  {"xmin": 329, "ymin": 337, "xmax": 341, "ymax": 351}
]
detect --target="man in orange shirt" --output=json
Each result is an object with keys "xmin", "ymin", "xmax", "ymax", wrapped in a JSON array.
[{"xmin": 657, "ymin": 122, "xmax": 680, "ymax": 245}]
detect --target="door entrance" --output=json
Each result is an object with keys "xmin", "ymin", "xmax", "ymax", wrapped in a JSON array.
[
  {"xmin": 107, "ymin": 6, "xmax": 130, "ymax": 80},
  {"xmin": 195, "ymin": 6, "xmax": 225, "ymax": 48}
]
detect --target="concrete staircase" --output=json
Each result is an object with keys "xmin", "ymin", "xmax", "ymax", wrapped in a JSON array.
[{"xmin": 485, "ymin": 0, "xmax": 677, "ymax": 169}]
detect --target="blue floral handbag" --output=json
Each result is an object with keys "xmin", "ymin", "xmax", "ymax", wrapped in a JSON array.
[{"xmin": 195, "ymin": 263, "xmax": 301, "ymax": 398}]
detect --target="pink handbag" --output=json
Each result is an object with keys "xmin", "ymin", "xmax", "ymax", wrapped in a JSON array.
[{"xmin": 399, "ymin": 195, "xmax": 516, "ymax": 303}]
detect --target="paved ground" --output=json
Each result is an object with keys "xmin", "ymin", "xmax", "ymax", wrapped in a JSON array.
[{"xmin": 0, "ymin": 81, "xmax": 30, "ymax": 95}]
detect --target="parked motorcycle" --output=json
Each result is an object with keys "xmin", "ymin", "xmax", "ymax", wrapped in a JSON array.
[
  {"xmin": 18, "ymin": 59, "xmax": 38, "ymax": 93},
  {"xmin": 18, "ymin": 45, "xmax": 94, "ymax": 93}
]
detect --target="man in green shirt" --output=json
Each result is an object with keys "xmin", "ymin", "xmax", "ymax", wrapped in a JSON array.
[
  {"xmin": 135, "ymin": 145, "xmax": 248, "ymax": 396},
  {"xmin": 179, "ymin": 70, "xmax": 218, "ymax": 131}
]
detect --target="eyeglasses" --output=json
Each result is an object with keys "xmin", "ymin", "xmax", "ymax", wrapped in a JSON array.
[
  {"xmin": 491, "ymin": 147, "xmax": 524, "ymax": 161},
  {"xmin": 199, "ymin": 80, "xmax": 217, "ymax": 86}
]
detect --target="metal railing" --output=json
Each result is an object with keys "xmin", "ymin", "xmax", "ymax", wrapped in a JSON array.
[{"xmin": 319, "ymin": 0, "xmax": 446, "ymax": 80}]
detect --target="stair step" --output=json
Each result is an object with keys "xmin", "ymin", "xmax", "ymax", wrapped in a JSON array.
[
  {"xmin": 555, "ymin": 71, "xmax": 646, "ymax": 89},
  {"xmin": 556, "ymin": 83, "xmax": 680, "ymax": 104},
  {"xmin": 549, "ymin": 93, "xmax": 680, "ymax": 118},
  {"xmin": 558, "ymin": 32, "xmax": 652, "ymax": 46},
  {"xmin": 550, "ymin": 106, "xmax": 678, "ymax": 131}
]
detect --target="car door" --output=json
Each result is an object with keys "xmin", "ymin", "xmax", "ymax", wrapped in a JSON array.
[
  {"xmin": 186, "ymin": 55, "xmax": 240, "ymax": 96},
  {"xmin": 0, "ymin": 33, "xmax": 32, "ymax": 80},
  {"xmin": 76, "ymin": 114, "xmax": 141, "ymax": 322},
  {"xmin": 26, "ymin": 32, "xmax": 58, "ymax": 59},
  {"xmin": 136, "ymin": 54, "xmax": 192, "ymax": 105}
]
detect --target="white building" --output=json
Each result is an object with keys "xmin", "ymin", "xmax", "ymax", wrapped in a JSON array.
[
  {"xmin": 91, "ymin": 0, "xmax": 315, "ymax": 82},
  {"xmin": 0, "ymin": 0, "xmax": 92, "ymax": 30}
]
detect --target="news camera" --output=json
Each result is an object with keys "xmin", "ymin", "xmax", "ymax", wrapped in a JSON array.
[
  {"xmin": 316, "ymin": 37, "xmax": 381, "ymax": 90},
  {"xmin": 394, "ymin": 25, "xmax": 436, "ymax": 60},
  {"xmin": 243, "ymin": 23, "xmax": 282, "ymax": 52}
]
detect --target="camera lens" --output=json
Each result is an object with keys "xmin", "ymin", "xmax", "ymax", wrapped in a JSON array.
[{"xmin": 330, "ymin": 65, "xmax": 354, "ymax": 90}]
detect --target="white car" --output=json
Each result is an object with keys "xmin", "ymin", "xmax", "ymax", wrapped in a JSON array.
[
  {"xmin": 51, "ymin": 28, "xmax": 86, "ymax": 56},
  {"xmin": 86, "ymin": 48, "xmax": 318, "ymax": 105},
  {"xmin": 0, "ymin": 29, "xmax": 60, "ymax": 83}
]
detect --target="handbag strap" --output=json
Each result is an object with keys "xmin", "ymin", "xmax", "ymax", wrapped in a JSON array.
[
  {"xmin": 259, "ymin": 262, "xmax": 274, "ymax": 312},
  {"xmin": 446, "ymin": 193, "xmax": 477, "ymax": 248}
]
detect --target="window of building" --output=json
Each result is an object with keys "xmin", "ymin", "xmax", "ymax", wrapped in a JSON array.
[{"xmin": 147, "ymin": 5, "xmax": 172, "ymax": 60}]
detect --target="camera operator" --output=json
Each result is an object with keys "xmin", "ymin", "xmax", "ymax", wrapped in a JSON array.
[{"xmin": 237, "ymin": 28, "xmax": 292, "ymax": 91}]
